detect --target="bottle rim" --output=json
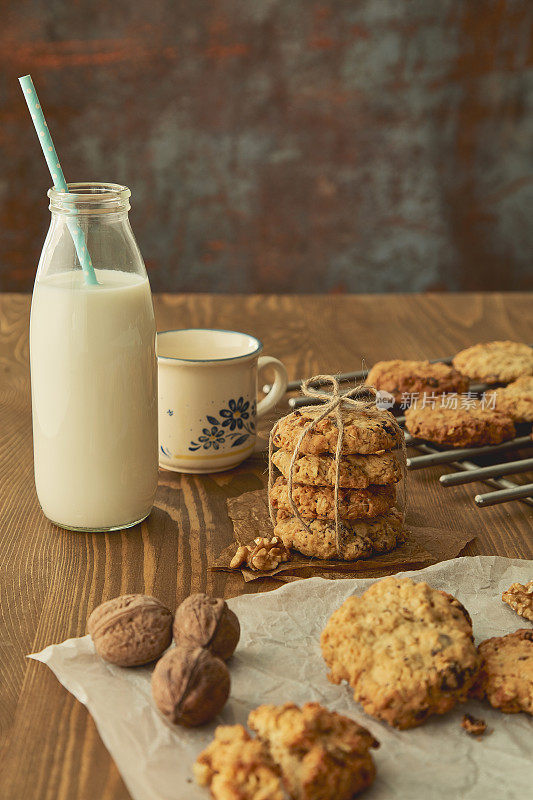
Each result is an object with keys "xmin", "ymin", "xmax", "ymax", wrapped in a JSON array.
[{"xmin": 48, "ymin": 182, "xmax": 131, "ymax": 214}]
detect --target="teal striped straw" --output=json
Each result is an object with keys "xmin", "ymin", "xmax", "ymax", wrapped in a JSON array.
[{"xmin": 18, "ymin": 74, "xmax": 98, "ymax": 286}]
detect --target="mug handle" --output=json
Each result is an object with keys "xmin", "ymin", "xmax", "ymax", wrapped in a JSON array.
[{"xmin": 256, "ymin": 356, "xmax": 288, "ymax": 417}]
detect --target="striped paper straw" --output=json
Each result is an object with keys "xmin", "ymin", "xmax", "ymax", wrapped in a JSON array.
[{"xmin": 18, "ymin": 74, "xmax": 98, "ymax": 285}]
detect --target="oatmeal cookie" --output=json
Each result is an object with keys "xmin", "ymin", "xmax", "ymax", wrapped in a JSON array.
[
  {"xmin": 274, "ymin": 509, "xmax": 404, "ymax": 561},
  {"xmin": 404, "ymin": 404, "xmax": 515, "ymax": 447},
  {"xmin": 272, "ymin": 407, "xmax": 402, "ymax": 456},
  {"xmin": 488, "ymin": 376, "xmax": 533, "ymax": 423},
  {"xmin": 269, "ymin": 476, "xmax": 396, "ymax": 521},
  {"xmin": 452, "ymin": 341, "xmax": 533, "ymax": 384},
  {"xmin": 272, "ymin": 449, "xmax": 401, "ymax": 489},
  {"xmin": 470, "ymin": 629, "xmax": 533, "ymax": 715},
  {"xmin": 366, "ymin": 359, "xmax": 468, "ymax": 403},
  {"xmin": 248, "ymin": 702, "xmax": 379, "ymax": 800},
  {"xmin": 502, "ymin": 580, "xmax": 533, "ymax": 622},
  {"xmin": 321, "ymin": 576, "xmax": 479, "ymax": 729},
  {"xmin": 194, "ymin": 724, "xmax": 285, "ymax": 800}
]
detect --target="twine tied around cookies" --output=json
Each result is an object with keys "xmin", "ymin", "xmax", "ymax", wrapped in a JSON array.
[{"xmin": 268, "ymin": 375, "xmax": 407, "ymax": 558}]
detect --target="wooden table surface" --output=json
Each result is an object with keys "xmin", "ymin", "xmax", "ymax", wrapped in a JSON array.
[{"xmin": 1, "ymin": 292, "xmax": 532, "ymax": 800}]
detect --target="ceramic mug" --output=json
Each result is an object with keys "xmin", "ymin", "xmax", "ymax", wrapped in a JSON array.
[{"xmin": 157, "ymin": 329, "xmax": 288, "ymax": 473}]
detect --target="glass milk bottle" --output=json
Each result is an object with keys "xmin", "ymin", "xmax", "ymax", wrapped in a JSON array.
[{"xmin": 30, "ymin": 183, "xmax": 158, "ymax": 531}]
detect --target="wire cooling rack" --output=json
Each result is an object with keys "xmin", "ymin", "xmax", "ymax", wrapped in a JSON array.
[{"xmin": 402, "ymin": 422, "xmax": 533, "ymax": 508}]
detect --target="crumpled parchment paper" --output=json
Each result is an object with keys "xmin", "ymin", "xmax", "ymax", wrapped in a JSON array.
[{"xmin": 29, "ymin": 556, "xmax": 533, "ymax": 800}]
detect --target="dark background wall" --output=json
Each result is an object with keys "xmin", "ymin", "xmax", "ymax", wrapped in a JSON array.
[{"xmin": 1, "ymin": 0, "xmax": 532, "ymax": 294}]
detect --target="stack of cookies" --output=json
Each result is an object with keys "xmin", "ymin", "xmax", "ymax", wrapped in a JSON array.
[{"xmin": 269, "ymin": 405, "xmax": 405, "ymax": 561}]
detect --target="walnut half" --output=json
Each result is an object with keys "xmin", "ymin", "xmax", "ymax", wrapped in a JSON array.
[
  {"xmin": 502, "ymin": 580, "xmax": 533, "ymax": 622},
  {"xmin": 230, "ymin": 536, "xmax": 291, "ymax": 572}
]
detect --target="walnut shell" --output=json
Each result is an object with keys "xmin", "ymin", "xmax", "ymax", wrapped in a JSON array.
[
  {"xmin": 173, "ymin": 593, "xmax": 240, "ymax": 661},
  {"xmin": 88, "ymin": 594, "xmax": 173, "ymax": 667},
  {"xmin": 151, "ymin": 645, "xmax": 230, "ymax": 726}
]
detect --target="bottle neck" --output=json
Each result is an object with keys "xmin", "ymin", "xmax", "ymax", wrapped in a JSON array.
[
  {"xmin": 39, "ymin": 182, "xmax": 146, "ymax": 281},
  {"xmin": 48, "ymin": 182, "xmax": 131, "ymax": 217}
]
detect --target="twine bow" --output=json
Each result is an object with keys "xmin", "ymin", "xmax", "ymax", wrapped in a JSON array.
[{"xmin": 268, "ymin": 375, "xmax": 406, "ymax": 558}]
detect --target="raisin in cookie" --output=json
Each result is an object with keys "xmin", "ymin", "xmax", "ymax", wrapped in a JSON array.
[
  {"xmin": 274, "ymin": 509, "xmax": 404, "ymax": 561},
  {"xmin": 270, "ymin": 476, "xmax": 396, "ymax": 521},
  {"xmin": 488, "ymin": 375, "xmax": 533, "ymax": 423},
  {"xmin": 452, "ymin": 341, "xmax": 533, "ymax": 384},
  {"xmin": 248, "ymin": 702, "xmax": 379, "ymax": 800},
  {"xmin": 502, "ymin": 581, "xmax": 533, "ymax": 622},
  {"xmin": 194, "ymin": 724, "xmax": 285, "ymax": 800},
  {"xmin": 321, "ymin": 576, "xmax": 479, "ymax": 729},
  {"xmin": 272, "ymin": 449, "xmax": 401, "ymax": 489},
  {"xmin": 470, "ymin": 629, "xmax": 533, "ymax": 715},
  {"xmin": 404, "ymin": 404, "xmax": 515, "ymax": 447},
  {"xmin": 272, "ymin": 407, "xmax": 402, "ymax": 456},
  {"xmin": 366, "ymin": 359, "xmax": 468, "ymax": 403}
]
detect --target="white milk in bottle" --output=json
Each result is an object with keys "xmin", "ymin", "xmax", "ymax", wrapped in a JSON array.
[{"xmin": 30, "ymin": 184, "xmax": 158, "ymax": 530}]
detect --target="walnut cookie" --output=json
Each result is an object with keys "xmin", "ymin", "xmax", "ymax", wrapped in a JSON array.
[
  {"xmin": 487, "ymin": 375, "xmax": 533, "ymax": 423},
  {"xmin": 272, "ymin": 448, "xmax": 401, "ymax": 489},
  {"xmin": 404, "ymin": 404, "xmax": 515, "ymax": 448},
  {"xmin": 321, "ymin": 576, "xmax": 479, "ymax": 729},
  {"xmin": 270, "ymin": 476, "xmax": 396, "ymax": 521},
  {"xmin": 272, "ymin": 407, "xmax": 402, "ymax": 456},
  {"xmin": 366, "ymin": 359, "xmax": 469, "ymax": 403},
  {"xmin": 274, "ymin": 509, "xmax": 404, "ymax": 561},
  {"xmin": 248, "ymin": 702, "xmax": 379, "ymax": 800},
  {"xmin": 452, "ymin": 340, "xmax": 533, "ymax": 384},
  {"xmin": 470, "ymin": 629, "xmax": 533, "ymax": 715}
]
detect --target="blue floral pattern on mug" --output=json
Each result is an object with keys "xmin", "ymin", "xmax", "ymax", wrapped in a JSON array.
[
  {"xmin": 220, "ymin": 396, "xmax": 250, "ymax": 430},
  {"xmin": 189, "ymin": 397, "xmax": 256, "ymax": 451}
]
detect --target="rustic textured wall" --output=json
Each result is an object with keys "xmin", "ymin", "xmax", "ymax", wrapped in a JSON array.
[{"xmin": 1, "ymin": 0, "xmax": 532, "ymax": 293}]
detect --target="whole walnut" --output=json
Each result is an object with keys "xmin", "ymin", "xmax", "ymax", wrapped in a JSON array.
[
  {"xmin": 151, "ymin": 645, "xmax": 230, "ymax": 726},
  {"xmin": 173, "ymin": 593, "xmax": 240, "ymax": 661},
  {"xmin": 88, "ymin": 594, "xmax": 173, "ymax": 667}
]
